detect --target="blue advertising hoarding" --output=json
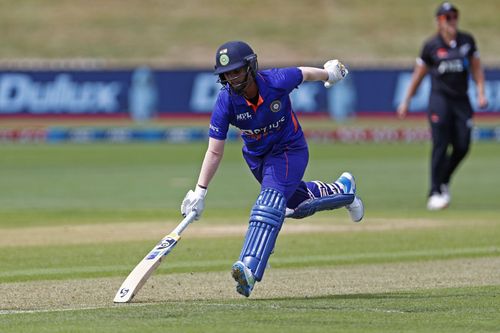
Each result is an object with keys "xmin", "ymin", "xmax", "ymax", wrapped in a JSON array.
[
  {"xmin": 0, "ymin": 71, "xmax": 130, "ymax": 116},
  {"xmin": 1, "ymin": 68, "xmax": 500, "ymax": 118}
]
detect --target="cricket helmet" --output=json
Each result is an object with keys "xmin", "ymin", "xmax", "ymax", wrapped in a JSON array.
[{"xmin": 214, "ymin": 41, "xmax": 258, "ymax": 77}]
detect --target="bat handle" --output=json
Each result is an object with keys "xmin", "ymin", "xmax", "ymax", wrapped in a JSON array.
[{"xmin": 173, "ymin": 211, "xmax": 197, "ymax": 235}]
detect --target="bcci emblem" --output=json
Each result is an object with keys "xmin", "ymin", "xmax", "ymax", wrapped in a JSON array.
[
  {"xmin": 219, "ymin": 54, "xmax": 230, "ymax": 66},
  {"xmin": 270, "ymin": 100, "xmax": 281, "ymax": 112}
]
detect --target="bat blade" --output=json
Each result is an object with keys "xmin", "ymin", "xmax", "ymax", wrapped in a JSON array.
[
  {"xmin": 113, "ymin": 232, "xmax": 180, "ymax": 303},
  {"xmin": 113, "ymin": 211, "xmax": 197, "ymax": 303}
]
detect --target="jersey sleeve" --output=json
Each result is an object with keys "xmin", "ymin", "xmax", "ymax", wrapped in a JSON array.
[
  {"xmin": 209, "ymin": 93, "xmax": 231, "ymax": 140},
  {"xmin": 419, "ymin": 41, "xmax": 433, "ymax": 67},
  {"xmin": 468, "ymin": 34, "xmax": 478, "ymax": 58},
  {"xmin": 267, "ymin": 67, "xmax": 303, "ymax": 94}
]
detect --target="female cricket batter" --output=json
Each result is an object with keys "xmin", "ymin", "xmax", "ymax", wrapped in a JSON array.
[
  {"xmin": 181, "ymin": 40, "xmax": 364, "ymax": 297},
  {"xmin": 398, "ymin": 2, "xmax": 488, "ymax": 210}
]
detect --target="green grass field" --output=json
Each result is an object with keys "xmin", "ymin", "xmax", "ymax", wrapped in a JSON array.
[{"xmin": 1, "ymin": 141, "xmax": 499, "ymax": 332}]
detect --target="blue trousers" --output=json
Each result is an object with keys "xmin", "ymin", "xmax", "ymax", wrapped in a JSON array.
[{"xmin": 243, "ymin": 137, "xmax": 312, "ymax": 209}]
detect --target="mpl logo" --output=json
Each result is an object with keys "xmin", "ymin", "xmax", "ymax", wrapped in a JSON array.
[
  {"xmin": 0, "ymin": 73, "xmax": 123, "ymax": 114},
  {"xmin": 236, "ymin": 112, "xmax": 252, "ymax": 120}
]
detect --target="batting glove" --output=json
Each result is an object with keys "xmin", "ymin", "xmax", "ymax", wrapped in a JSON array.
[
  {"xmin": 323, "ymin": 59, "xmax": 348, "ymax": 88},
  {"xmin": 181, "ymin": 185, "xmax": 207, "ymax": 220}
]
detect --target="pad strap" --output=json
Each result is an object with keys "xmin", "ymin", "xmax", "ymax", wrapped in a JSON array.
[{"xmin": 239, "ymin": 188, "xmax": 286, "ymax": 281}]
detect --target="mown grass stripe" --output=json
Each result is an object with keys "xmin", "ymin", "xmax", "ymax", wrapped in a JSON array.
[{"xmin": 1, "ymin": 245, "xmax": 497, "ymax": 280}]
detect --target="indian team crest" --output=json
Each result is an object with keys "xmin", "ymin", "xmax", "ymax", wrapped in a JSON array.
[
  {"xmin": 270, "ymin": 100, "xmax": 281, "ymax": 112},
  {"xmin": 219, "ymin": 54, "xmax": 230, "ymax": 66}
]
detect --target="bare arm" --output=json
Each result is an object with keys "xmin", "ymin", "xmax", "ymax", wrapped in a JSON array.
[
  {"xmin": 397, "ymin": 61, "xmax": 428, "ymax": 119},
  {"xmin": 471, "ymin": 56, "xmax": 488, "ymax": 109},
  {"xmin": 180, "ymin": 137, "xmax": 225, "ymax": 219},
  {"xmin": 197, "ymin": 137, "xmax": 225, "ymax": 188},
  {"xmin": 298, "ymin": 67, "xmax": 329, "ymax": 82}
]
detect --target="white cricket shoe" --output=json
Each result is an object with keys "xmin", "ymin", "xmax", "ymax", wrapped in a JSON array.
[
  {"xmin": 440, "ymin": 184, "xmax": 450, "ymax": 203},
  {"xmin": 427, "ymin": 193, "xmax": 449, "ymax": 211},
  {"xmin": 347, "ymin": 196, "xmax": 364, "ymax": 222},
  {"xmin": 336, "ymin": 172, "xmax": 364, "ymax": 222}
]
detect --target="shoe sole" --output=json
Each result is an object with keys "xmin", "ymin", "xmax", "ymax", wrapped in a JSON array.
[
  {"xmin": 236, "ymin": 285, "xmax": 248, "ymax": 296},
  {"xmin": 427, "ymin": 203, "xmax": 449, "ymax": 211}
]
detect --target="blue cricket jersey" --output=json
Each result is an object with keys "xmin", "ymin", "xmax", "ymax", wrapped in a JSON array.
[{"xmin": 209, "ymin": 67, "xmax": 306, "ymax": 156}]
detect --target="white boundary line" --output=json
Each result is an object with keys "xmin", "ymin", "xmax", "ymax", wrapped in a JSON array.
[
  {"xmin": 0, "ymin": 302, "xmax": 254, "ymax": 315},
  {"xmin": 0, "ymin": 302, "xmax": 423, "ymax": 316},
  {"xmin": 0, "ymin": 303, "xmax": 152, "ymax": 315}
]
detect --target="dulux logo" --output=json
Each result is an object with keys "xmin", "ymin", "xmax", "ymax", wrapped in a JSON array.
[
  {"xmin": 189, "ymin": 73, "xmax": 320, "ymax": 113},
  {"xmin": 0, "ymin": 73, "xmax": 122, "ymax": 114}
]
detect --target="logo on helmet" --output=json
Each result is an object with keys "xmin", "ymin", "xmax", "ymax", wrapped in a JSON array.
[
  {"xmin": 219, "ymin": 54, "xmax": 230, "ymax": 66},
  {"xmin": 270, "ymin": 100, "xmax": 281, "ymax": 112}
]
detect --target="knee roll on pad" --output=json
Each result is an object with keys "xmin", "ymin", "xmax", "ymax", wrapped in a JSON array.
[
  {"xmin": 287, "ymin": 193, "xmax": 354, "ymax": 219},
  {"xmin": 239, "ymin": 188, "xmax": 286, "ymax": 281}
]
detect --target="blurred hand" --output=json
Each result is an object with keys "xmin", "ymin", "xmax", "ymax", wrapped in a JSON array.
[
  {"xmin": 478, "ymin": 94, "xmax": 488, "ymax": 109},
  {"xmin": 397, "ymin": 101, "xmax": 409, "ymax": 119},
  {"xmin": 181, "ymin": 186, "xmax": 207, "ymax": 220}
]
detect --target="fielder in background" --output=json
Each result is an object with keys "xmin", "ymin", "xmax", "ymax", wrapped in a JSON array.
[
  {"xmin": 181, "ymin": 40, "xmax": 364, "ymax": 297},
  {"xmin": 397, "ymin": 2, "xmax": 488, "ymax": 211}
]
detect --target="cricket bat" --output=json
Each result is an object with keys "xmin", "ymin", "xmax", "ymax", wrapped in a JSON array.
[{"xmin": 113, "ymin": 211, "xmax": 197, "ymax": 303}]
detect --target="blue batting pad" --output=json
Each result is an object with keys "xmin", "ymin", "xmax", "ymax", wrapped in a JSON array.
[
  {"xmin": 239, "ymin": 188, "xmax": 286, "ymax": 281},
  {"xmin": 286, "ymin": 193, "xmax": 354, "ymax": 219}
]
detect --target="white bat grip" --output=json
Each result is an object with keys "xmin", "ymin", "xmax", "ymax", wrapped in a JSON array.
[{"xmin": 173, "ymin": 211, "xmax": 197, "ymax": 235}]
